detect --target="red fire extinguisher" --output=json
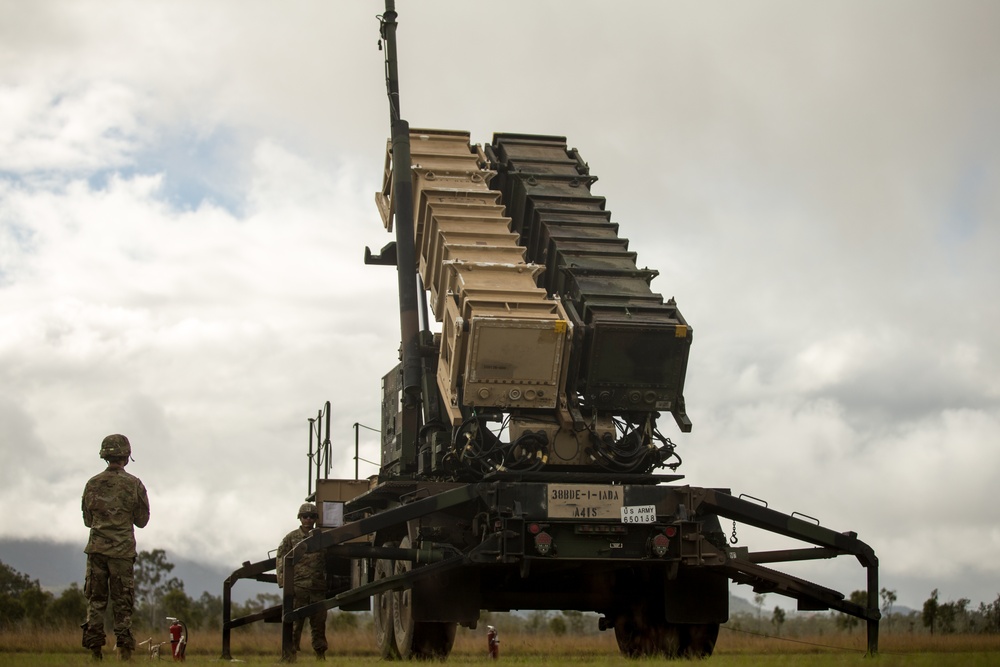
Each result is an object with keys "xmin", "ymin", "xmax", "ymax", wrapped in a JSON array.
[
  {"xmin": 167, "ymin": 617, "xmax": 187, "ymax": 661},
  {"xmin": 487, "ymin": 625, "xmax": 499, "ymax": 660}
]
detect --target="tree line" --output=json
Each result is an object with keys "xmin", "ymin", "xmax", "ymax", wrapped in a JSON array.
[
  {"xmin": 4, "ymin": 552, "xmax": 999, "ymax": 637},
  {"xmin": 0, "ymin": 550, "xmax": 275, "ymax": 633},
  {"xmin": 730, "ymin": 587, "xmax": 1000, "ymax": 638}
]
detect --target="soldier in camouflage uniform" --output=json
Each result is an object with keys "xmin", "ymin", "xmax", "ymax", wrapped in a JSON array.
[
  {"xmin": 82, "ymin": 434, "xmax": 150, "ymax": 661},
  {"xmin": 277, "ymin": 502, "xmax": 328, "ymax": 661}
]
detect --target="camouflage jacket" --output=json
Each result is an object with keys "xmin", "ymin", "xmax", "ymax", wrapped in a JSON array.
[
  {"xmin": 276, "ymin": 526, "xmax": 326, "ymax": 592},
  {"xmin": 82, "ymin": 466, "xmax": 150, "ymax": 559}
]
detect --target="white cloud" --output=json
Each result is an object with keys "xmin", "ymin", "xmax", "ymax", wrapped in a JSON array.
[{"xmin": 0, "ymin": 81, "xmax": 144, "ymax": 172}]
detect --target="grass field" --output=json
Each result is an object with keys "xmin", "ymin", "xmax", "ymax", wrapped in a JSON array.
[
  {"xmin": 2, "ymin": 628, "xmax": 999, "ymax": 666},
  {"xmin": 1, "ymin": 656, "xmax": 1000, "ymax": 667}
]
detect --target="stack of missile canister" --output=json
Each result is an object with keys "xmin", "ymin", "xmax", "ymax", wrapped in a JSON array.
[
  {"xmin": 376, "ymin": 129, "xmax": 573, "ymax": 426},
  {"xmin": 486, "ymin": 134, "xmax": 692, "ymax": 432},
  {"xmin": 376, "ymin": 129, "xmax": 691, "ymax": 434}
]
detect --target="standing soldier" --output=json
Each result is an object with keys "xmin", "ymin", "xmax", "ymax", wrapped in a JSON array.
[
  {"xmin": 82, "ymin": 434, "xmax": 150, "ymax": 661},
  {"xmin": 277, "ymin": 502, "xmax": 328, "ymax": 661}
]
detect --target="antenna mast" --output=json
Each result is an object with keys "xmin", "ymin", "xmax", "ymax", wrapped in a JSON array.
[{"xmin": 379, "ymin": 2, "xmax": 420, "ymax": 474}]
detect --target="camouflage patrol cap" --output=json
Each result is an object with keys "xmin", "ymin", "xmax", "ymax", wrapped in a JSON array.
[
  {"xmin": 100, "ymin": 434, "xmax": 132, "ymax": 459},
  {"xmin": 298, "ymin": 502, "xmax": 317, "ymax": 517}
]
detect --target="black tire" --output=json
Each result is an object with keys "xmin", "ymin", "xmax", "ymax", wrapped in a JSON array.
[
  {"xmin": 613, "ymin": 613, "xmax": 681, "ymax": 658},
  {"xmin": 614, "ymin": 611, "xmax": 719, "ymax": 659},
  {"xmin": 680, "ymin": 622, "xmax": 719, "ymax": 658},
  {"xmin": 373, "ymin": 541, "xmax": 400, "ymax": 660},
  {"xmin": 392, "ymin": 535, "xmax": 457, "ymax": 660}
]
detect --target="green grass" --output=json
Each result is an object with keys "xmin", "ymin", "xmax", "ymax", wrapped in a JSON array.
[
  {"xmin": 3, "ymin": 627, "xmax": 999, "ymax": 666},
  {"xmin": 2, "ymin": 653, "xmax": 1000, "ymax": 666}
]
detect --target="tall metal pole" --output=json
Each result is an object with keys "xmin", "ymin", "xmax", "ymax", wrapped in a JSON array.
[
  {"xmin": 307, "ymin": 417, "xmax": 315, "ymax": 498},
  {"xmin": 323, "ymin": 400, "xmax": 332, "ymax": 479},
  {"xmin": 315, "ymin": 408, "xmax": 322, "ymax": 488},
  {"xmin": 381, "ymin": 1, "xmax": 420, "ymax": 474}
]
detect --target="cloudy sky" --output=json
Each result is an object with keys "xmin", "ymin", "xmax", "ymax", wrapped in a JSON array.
[{"xmin": 1, "ymin": 1, "xmax": 997, "ymax": 612}]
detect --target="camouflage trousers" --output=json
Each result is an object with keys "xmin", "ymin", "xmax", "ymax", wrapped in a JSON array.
[
  {"xmin": 82, "ymin": 553, "xmax": 136, "ymax": 651},
  {"xmin": 285, "ymin": 587, "xmax": 328, "ymax": 659}
]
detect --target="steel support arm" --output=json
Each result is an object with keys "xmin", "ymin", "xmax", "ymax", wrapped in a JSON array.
[
  {"xmin": 304, "ymin": 483, "xmax": 480, "ymax": 550},
  {"xmin": 749, "ymin": 547, "xmax": 840, "ymax": 564},
  {"xmin": 292, "ymin": 554, "xmax": 468, "ymax": 620},
  {"xmin": 693, "ymin": 487, "xmax": 879, "ymax": 656},
  {"xmin": 695, "ymin": 488, "xmax": 876, "ymax": 562},
  {"xmin": 279, "ymin": 483, "xmax": 480, "ymax": 658},
  {"xmin": 220, "ymin": 558, "xmax": 277, "ymax": 660}
]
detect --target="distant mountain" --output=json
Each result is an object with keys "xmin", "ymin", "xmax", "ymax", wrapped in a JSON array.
[
  {"xmin": 728, "ymin": 593, "xmax": 757, "ymax": 615},
  {"xmin": 0, "ymin": 538, "xmax": 273, "ymax": 604},
  {"xmin": 0, "ymin": 538, "xmax": 819, "ymax": 617}
]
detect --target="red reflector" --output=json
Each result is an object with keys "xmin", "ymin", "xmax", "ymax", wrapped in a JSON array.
[
  {"xmin": 653, "ymin": 533, "xmax": 669, "ymax": 546},
  {"xmin": 528, "ymin": 523, "xmax": 541, "ymax": 535},
  {"xmin": 664, "ymin": 526, "xmax": 677, "ymax": 538},
  {"xmin": 535, "ymin": 531, "xmax": 553, "ymax": 544}
]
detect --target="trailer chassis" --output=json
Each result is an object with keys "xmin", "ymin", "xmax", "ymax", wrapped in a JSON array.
[{"xmin": 220, "ymin": 478, "xmax": 878, "ymax": 660}]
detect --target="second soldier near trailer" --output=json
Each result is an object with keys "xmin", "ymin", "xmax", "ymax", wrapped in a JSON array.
[{"xmin": 277, "ymin": 502, "xmax": 328, "ymax": 661}]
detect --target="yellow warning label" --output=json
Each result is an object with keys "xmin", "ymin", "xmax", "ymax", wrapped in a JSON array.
[
  {"xmin": 554, "ymin": 321, "xmax": 567, "ymax": 334},
  {"xmin": 675, "ymin": 325, "xmax": 688, "ymax": 338}
]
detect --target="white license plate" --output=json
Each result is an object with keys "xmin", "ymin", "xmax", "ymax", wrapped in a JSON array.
[
  {"xmin": 547, "ymin": 483, "xmax": 624, "ymax": 519},
  {"xmin": 620, "ymin": 504, "xmax": 657, "ymax": 524}
]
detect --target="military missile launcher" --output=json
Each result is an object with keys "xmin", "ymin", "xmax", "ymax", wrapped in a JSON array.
[{"xmin": 221, "ymin": 3, "xmax": 879, "ymax": 660}]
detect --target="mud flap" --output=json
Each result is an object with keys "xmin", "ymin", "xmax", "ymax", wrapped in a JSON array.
[
  {"xmin": 412, "ymin": 568, "xmax": 480, "ymax": 623},
  {"xmin": 664, "ymin": 569, "xmax": 728, "ymax": 624}
]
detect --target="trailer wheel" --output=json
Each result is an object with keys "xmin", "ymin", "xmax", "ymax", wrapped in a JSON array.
[
  {"xmin": 679, "ymin": 622, "xmax": 719, "ymax": 658},
  {"xmin": 614, "ymin": 613, "xmax": 719, "ymax": 660},
  {"xmin": 613, "ymin": 613, "xmax": 681, "ymax": 658},
  {"xmin": 392, "ymin": 536, "xmax": 457, "ymax": 659},
  {"xmin": 373, "ymin": 541, "xmax": 400, "ymax": 660}
]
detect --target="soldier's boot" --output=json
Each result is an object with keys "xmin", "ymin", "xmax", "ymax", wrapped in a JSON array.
[
  {"xmin": 117, "ymin": 646, "xmax": 132, "ymax": 662},
  {"xmin": 315, "ymin": 649, "xmax": 326, "ymax": 660},
  {"xmin": 91, "ymin": 647, "xmax": 103, "ymax": 661}
]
